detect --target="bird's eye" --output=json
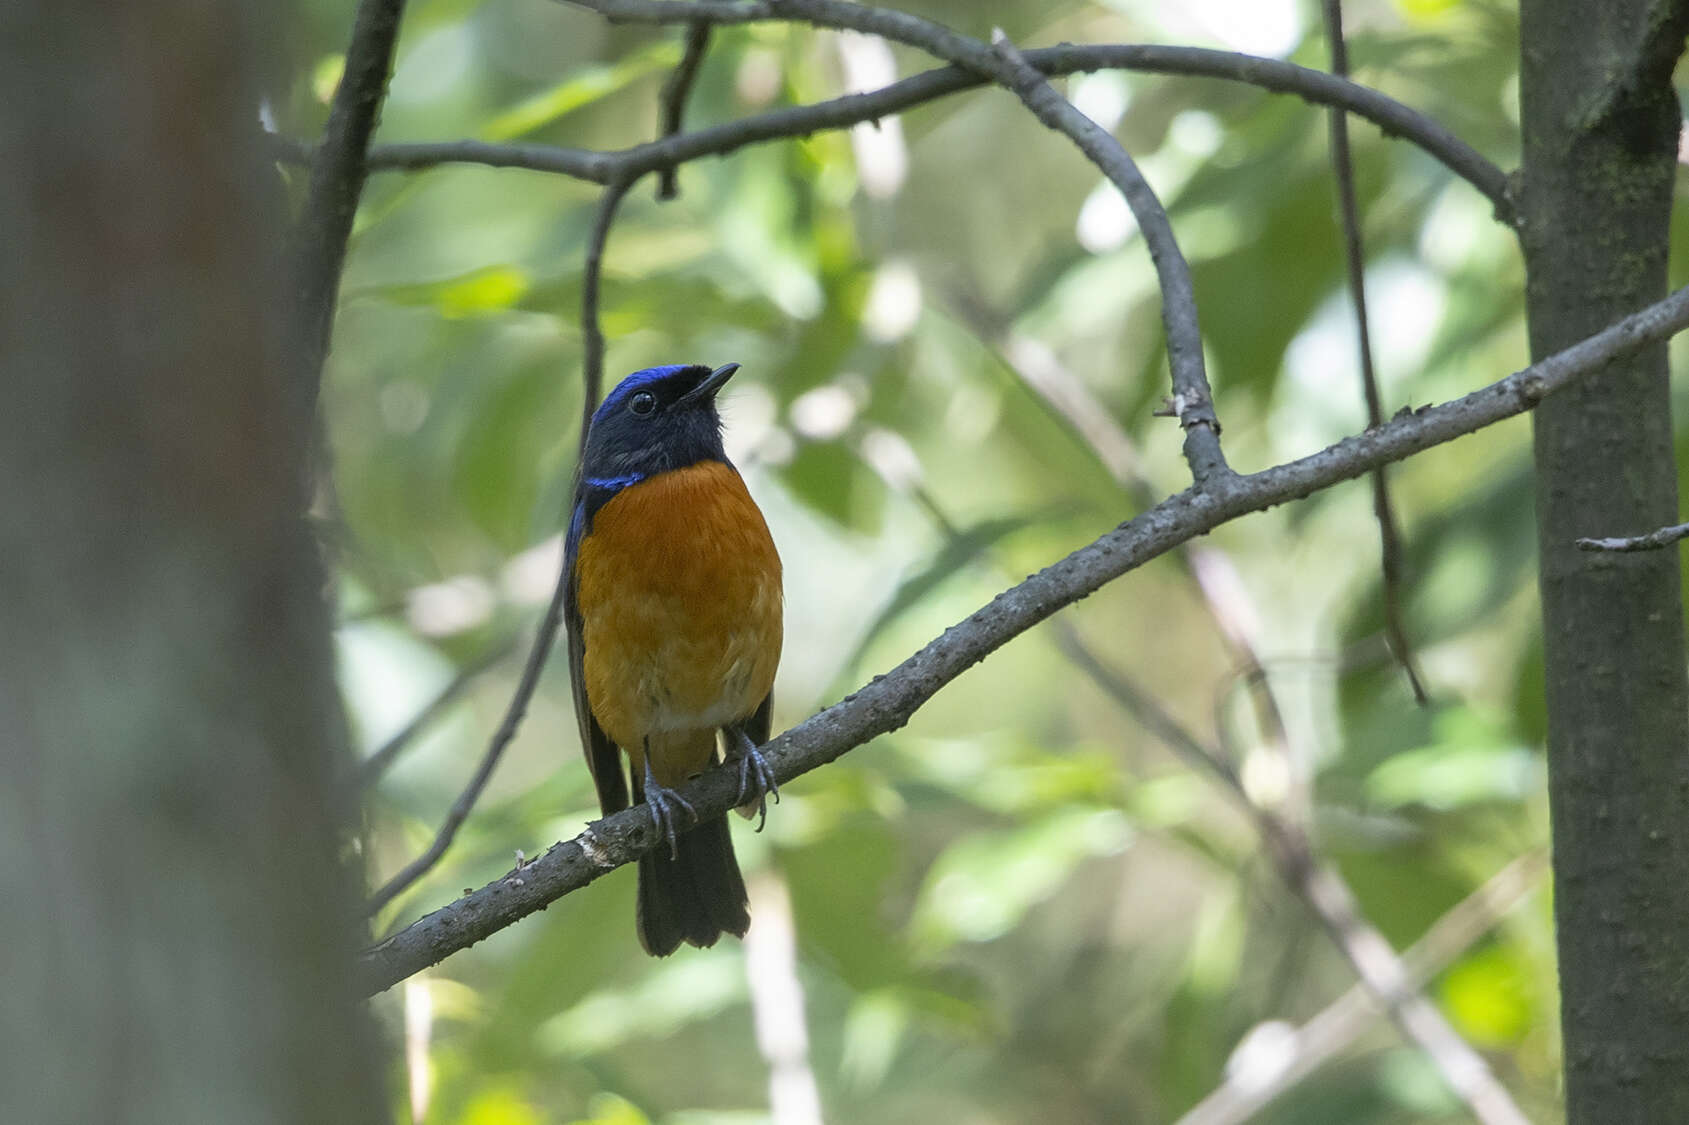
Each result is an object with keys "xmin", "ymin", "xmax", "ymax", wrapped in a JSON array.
[{"xmin": 628, "ymin": 391, "xmax": 657, "ymax": 416}]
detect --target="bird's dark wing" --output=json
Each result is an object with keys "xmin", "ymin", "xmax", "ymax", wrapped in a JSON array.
[
  {"xmin": 565, "ymin": 495, "xmax": 628, "ymax": 815},
  {"xmin": 744, "ymin": 689, "xmax": 774, "ymax": 748}
]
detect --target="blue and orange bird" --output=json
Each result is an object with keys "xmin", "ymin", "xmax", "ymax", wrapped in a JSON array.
[{"xmin": 564, "ymin": 362, "xmax": 782, "ymax": 956}]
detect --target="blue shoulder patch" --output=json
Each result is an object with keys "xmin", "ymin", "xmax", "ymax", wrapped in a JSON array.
[{"xmin": 584, "ymin": 472, "xmax": 647, "ymax": 491}]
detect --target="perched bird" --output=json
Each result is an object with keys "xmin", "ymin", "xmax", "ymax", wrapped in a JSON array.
[{"xmin": 564, "ymin": 362, "xmax": 783, "ymax": 956}]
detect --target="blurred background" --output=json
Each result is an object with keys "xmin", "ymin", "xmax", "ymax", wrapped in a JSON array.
[{"xmin": 277, "ymin": 0, "xmax": 1688, "ymax": 1120}]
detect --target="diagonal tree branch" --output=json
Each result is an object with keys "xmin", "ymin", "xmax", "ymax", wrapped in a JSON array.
[
  {"xmin": 1321, "ymin": 0, "xmax": 1427, "ymax": 706},
  {"xmin": 365, "ymin": 179, "xmax": 633, "ymax": 917},
  {"xmin": 355, "ymin": 279, "xmax": 1689, "ymax": 996},
  {"xmin": 347, "ymin": 43, "xmax": 1510, "ymax": 221},
  {"xmin": 287, "ymin": 0, "xmax": 407, "ymax": 420},
  {"xmin": 1059, "ymin": 631, "xmax": 1528, "ymax": 1125},
  {"xmin": 356, "ymin": 632, "xmax": 522, "ymax": 788},
  {"xmin": 1177, "ymin": 851, "xmax": 1549, "ymax": 1125},
  {"xmin": 656, "ymin": 21, "xmax": 714, "ymax": 198}
]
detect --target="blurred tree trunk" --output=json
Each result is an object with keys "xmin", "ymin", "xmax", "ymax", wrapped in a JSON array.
[
  {"xmin": 1520, "ymin": 1, "xmax": 1689, "ymax": 1119},
  {"xmin": 0, "ymin": 3, "xmax": 387, "ymax": 1123}
]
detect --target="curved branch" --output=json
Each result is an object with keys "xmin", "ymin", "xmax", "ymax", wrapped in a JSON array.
[
  {"xmin": 656, "ymin": 22, "xmax": 714, "ymax": 198},
  {"xmin": 563, "ymin": 0, "xmax": 1515, "ymax": 214},
  {"xmin": 355, "ymin": 281, "xmax": 1689, "ymax": 996},
  {"xmin": 355, "ymin": 43, "xmax": 1511, "ymax": 222},
  {"xmin": 986, "ymin": 30, "xmax": 1225, "ymax": 482}
]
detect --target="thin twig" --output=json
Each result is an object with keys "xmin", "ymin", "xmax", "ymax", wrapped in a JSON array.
[
  {"xmin": 287, "ymin": 0, "xmax": 407, "ymax": 421},
  {"xmin": 364, "ymin": 179, "xmax": 635, "ymax": 917},
  {"xmin": 1576, "ymin": 519, "xmax": 1689, "ymax": 552},
  {"xmin": 1063, "ymin": 631, "xmax": 1528, "ymax": 1125},
  {"xmin": 656, "ymin": 22, "xmax": 714, "ymax": 198},
  {"xmin": 580, "ymin": 178, "xmax": 634, "ymax": 448},
  {"xmin": 1176, "ymin": 852, "xmax": 1549, "ymax": 1125},
  {"xmin": 355, "ymin": 281, "xmax": 1689, "ymax": 995},
  {"xmin": 356, "ymin": 633, "xmax": 522, "ymax": 788},
  {"xmin": 1321, "ymin": 0, "xmax": 1427, "ymax": 705},
  {"xmin": 364, "ymin": 573, "xmax": 572, "ymax": 917}
]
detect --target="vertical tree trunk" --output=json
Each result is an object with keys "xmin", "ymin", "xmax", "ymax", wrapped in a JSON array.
[
  {"xmin": 1520, "ymin": 2, "xmax": 1689, "ymax": 1119},
  {"xmin": 0, "ymin": 3, "xmax": 386, "ymax": 1122}
]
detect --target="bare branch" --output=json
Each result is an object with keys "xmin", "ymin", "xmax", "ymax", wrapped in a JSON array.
[
  {"xmin": 1065, "ymin": 630, "xmax": 1527, "ymax": 1125},
  {"xmin": 287, "ymin": 0, "xmax": 407, "ymax": 418},
  {"xmin": 355, "ymin": 280, "xmax": 1689, "ymax": 995},
  {"xmin": 364, "ymin": 180, "xmax": 633, "ymax": 917},
  {"xmin": 656, "ymin": 22, "xmax": 714, "ymax": 198},
  {"xmin": 1320, "ymin": 0, "xmax": 1427, "ymax": 706},
  {"xmin": 1176, "ymin": 852, "xmax": 1549, "ymax": 1125},
  {"xmin": 986, "ymin": 30, "xmax": 1226, "ymax": 483},
  {"xmin": 364, "ymin": 577, "xmax": 571, "ymax": 918},
  {"xmin": 1576, "ymin": 519, "xmax": 1689, "ymax": 552},
  {"xmin": 1297, "ymin": 863, "xmax": 1529, "ymax": 1124},
  {"xmin": 570, "ymin": 0, "xmax": 1232, "ymax": 481},
  {"xmin": 353, "ymin": 28, "xmax": 1510, "ymax": 219},
  {"xmin": 363, "ymin": 138, "xmax": 615, "ymax": 182}
]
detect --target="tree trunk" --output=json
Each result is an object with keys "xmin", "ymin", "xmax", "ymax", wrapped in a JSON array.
[
  {"xmin": 1520, "ymin": 1, "xmax": 1689, "ymax": 1119},
  {"xmin": 0, "ymin": 3, "xmax": 387, "ymax": 1122}
]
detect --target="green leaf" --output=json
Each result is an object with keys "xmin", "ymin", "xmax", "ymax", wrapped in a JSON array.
[
  {"xmin": 535, "ymin": 948, "xmax": 745, "ymax": 1056},
  {"xmin": 343, "ymin": 264, "xmax": 531, "ymax": 318},
  {"xmin": 910, "ymin": 806, "xmax": 1133, "ymax": 953},
  {"xmin": 1365, "ymin": 708, "xmax": 1541, "ymax": 811},
  {"xmin": 481, "ymin": 42, "xmax": 682, "ymax": 142},
  {"xmin": 458, "ymin": 1088, "xmax": 546, "ymax": 1125}
]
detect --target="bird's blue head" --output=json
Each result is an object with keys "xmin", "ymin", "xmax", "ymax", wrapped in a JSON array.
[{"xmin": 580, "ymin": 363, "xmax": 741, "ymax": 488}]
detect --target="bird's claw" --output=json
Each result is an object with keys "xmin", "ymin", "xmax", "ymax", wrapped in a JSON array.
[
  {"xmin": 642, "ymin": 760, "xmax": 694, "ymax": 860},
  {"xmin": 729, "ymin": 728, "xmax": 780, "ymax": 831}
]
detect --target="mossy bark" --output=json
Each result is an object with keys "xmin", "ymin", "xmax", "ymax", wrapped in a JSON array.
[{"xmin": 1520, "ymin": 1, "xmax": 1689, "ymax": 1119}]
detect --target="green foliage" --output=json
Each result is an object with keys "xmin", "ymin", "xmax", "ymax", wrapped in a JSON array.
[{"xmin": 297, "ymin": 0, "xmax": 1660, "ymax": 1119}]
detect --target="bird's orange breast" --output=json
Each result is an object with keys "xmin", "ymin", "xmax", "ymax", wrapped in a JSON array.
[{"xmin": 574, "ymin": 460, "xmax": 782, "ymax": 768}]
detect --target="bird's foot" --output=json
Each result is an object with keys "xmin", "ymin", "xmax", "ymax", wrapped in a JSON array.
[
  {"xmin": 642, "ymin": 758, "xmax": 695, "ymax": 860},
  {"xmin": 728, "ymin": 727, "xmax": 780, "ymax": 831}
]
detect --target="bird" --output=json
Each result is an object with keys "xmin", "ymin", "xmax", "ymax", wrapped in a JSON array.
[{"xmin": 564, "ymin": 362, "xmax": 783, "ymax": 956}]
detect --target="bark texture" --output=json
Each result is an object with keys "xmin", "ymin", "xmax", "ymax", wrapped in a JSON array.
[
  {"xmin": 1520, "ymin": 1, "xmax": 1689, "ymax": 1119},
  {"xmin": 0, "ymin": 3, "xmax": 386, "ymax": 1121}
]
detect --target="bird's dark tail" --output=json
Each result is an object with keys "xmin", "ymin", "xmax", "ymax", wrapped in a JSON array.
[{"xmin": 636, "ymin": 814, "xmax": 750, "ymax": 956}]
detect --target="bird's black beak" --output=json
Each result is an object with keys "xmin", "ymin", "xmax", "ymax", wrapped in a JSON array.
[{"xmin": 678, "ymin": 362, "xmax": 741, "ymax": 406}]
